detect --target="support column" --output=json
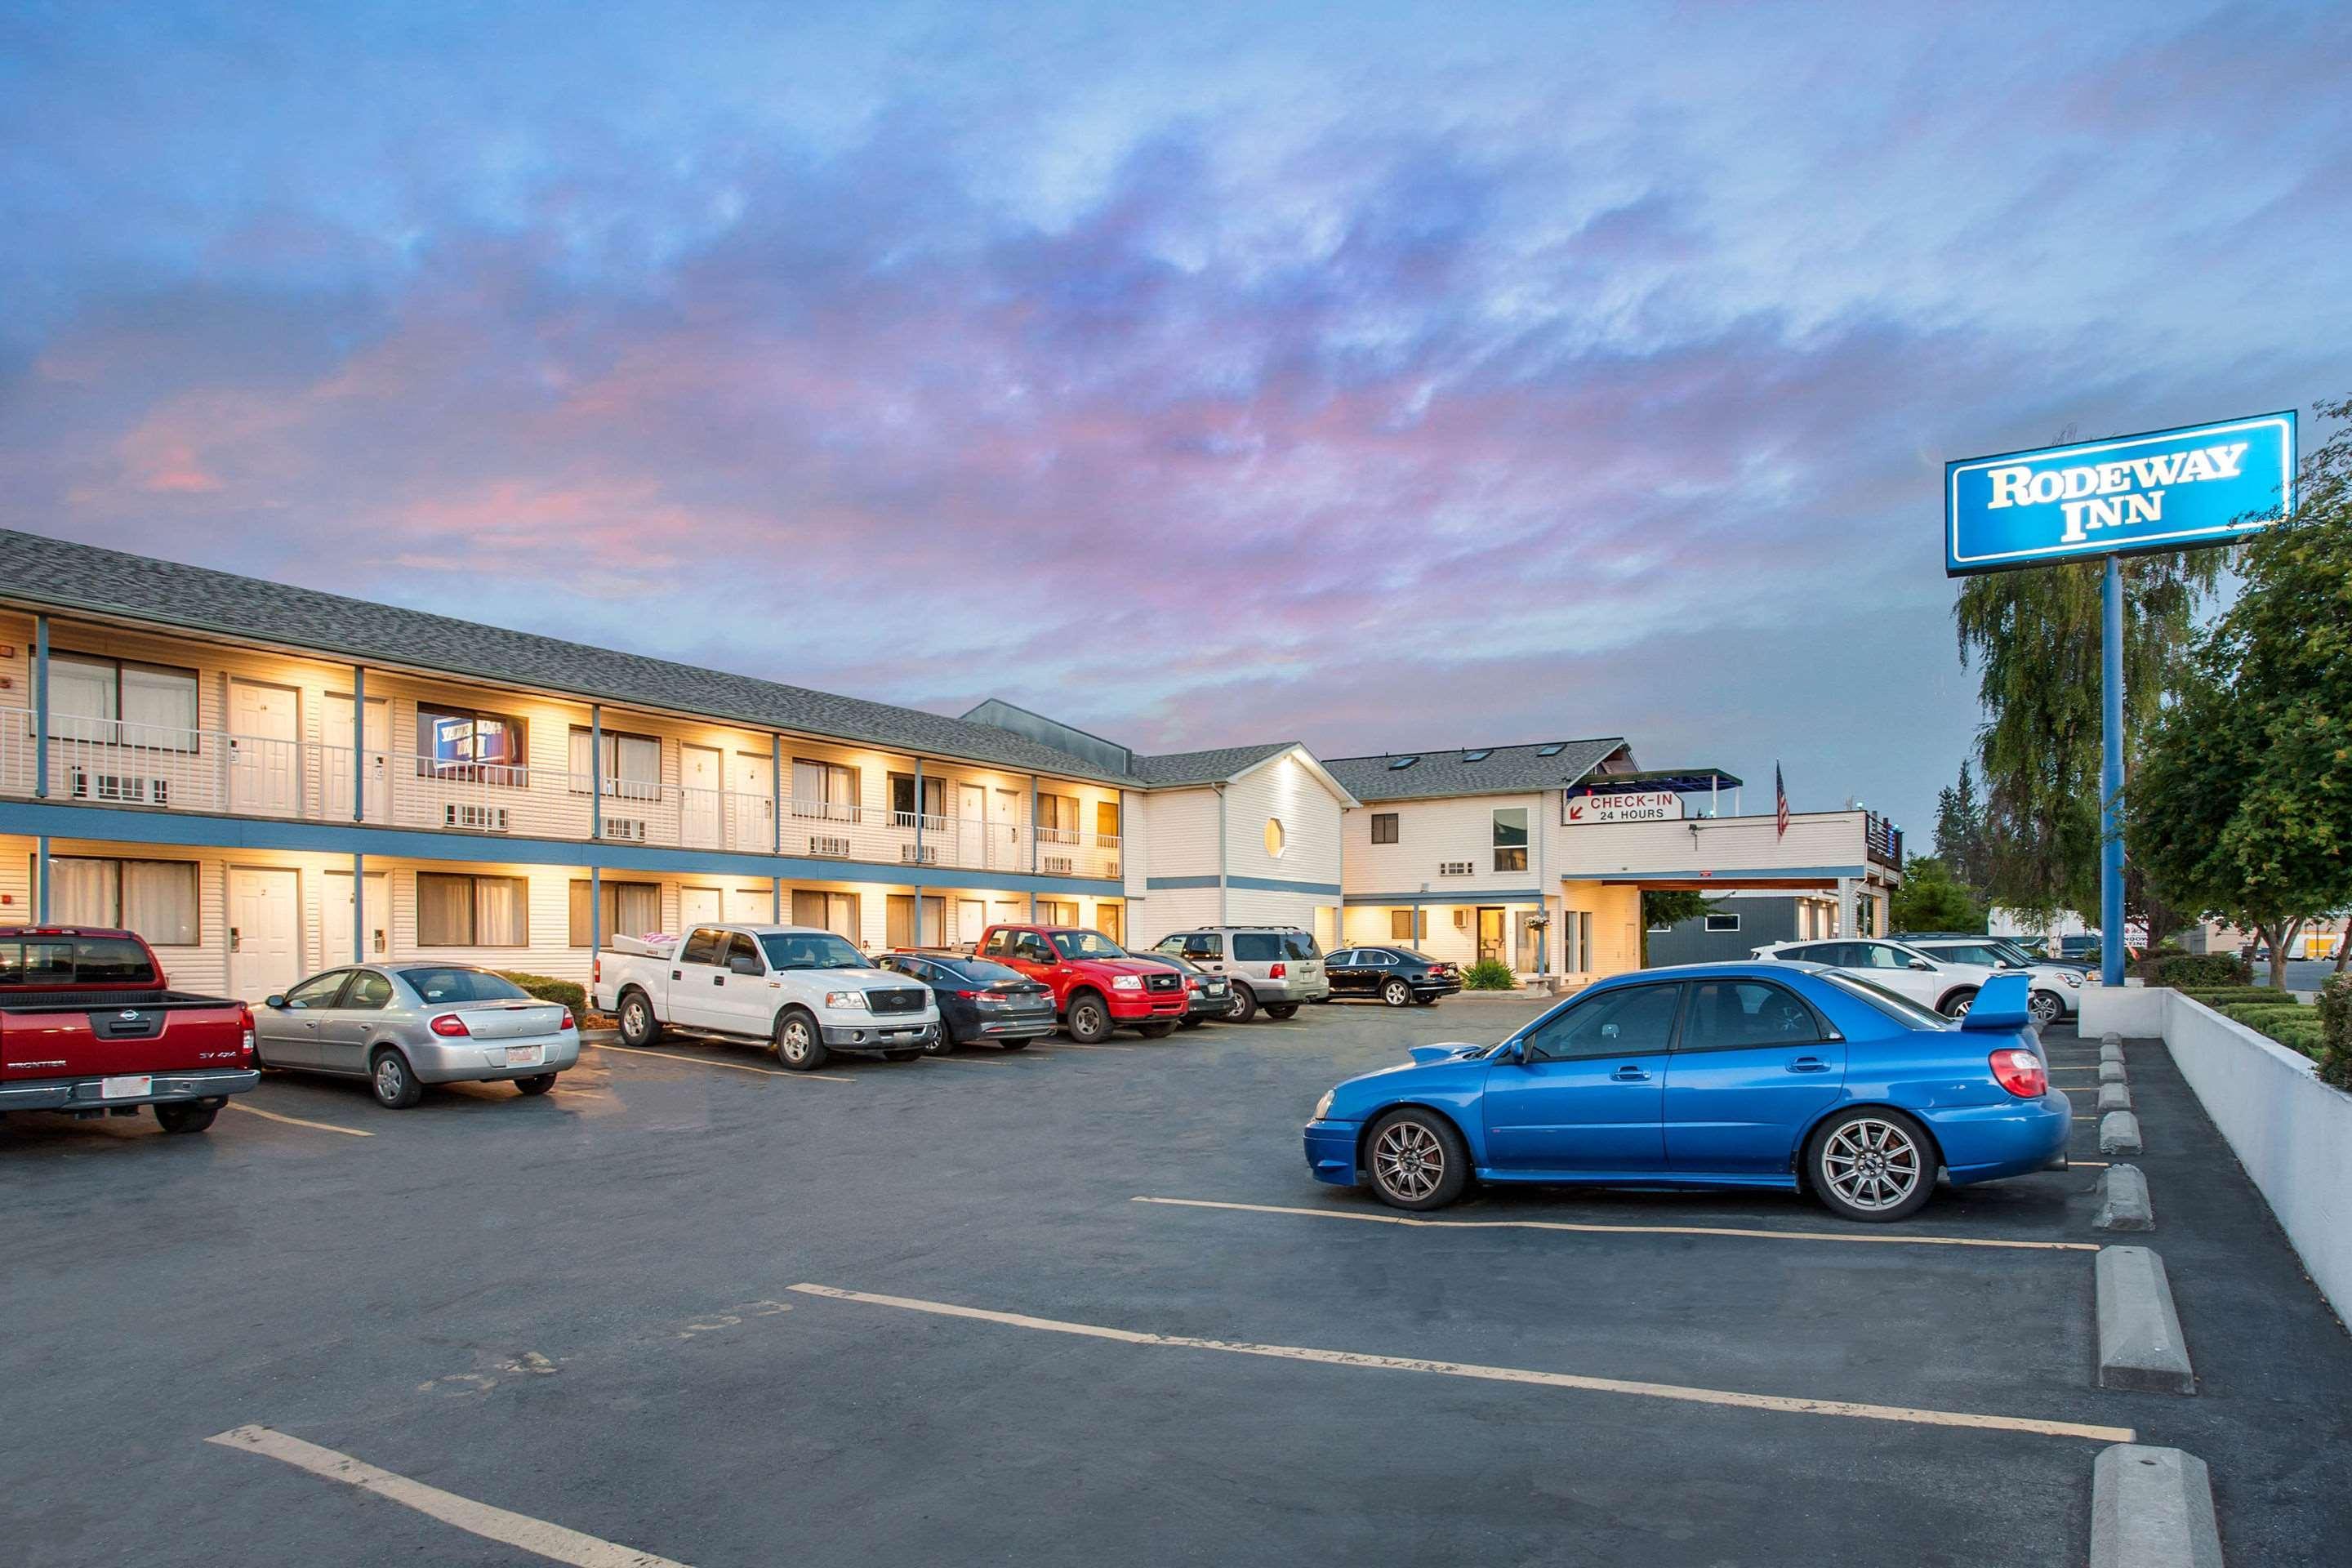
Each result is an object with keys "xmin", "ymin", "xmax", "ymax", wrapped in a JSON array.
[
  {"xmin": 34, "ymin": 834, "xmax": 49, "ymax": 922},
  {"xmin": 1836, "ymin": 877, "xmax": 1857, "ymax": 939},
  {"xmin": 33, "ymin": 614, "xmax": 49, "ymax": 799},
  {"xmin": 589, "ymin": 703, "xmax": 603, "ymax": 842},
  {"xmin": 351, "ymin": 851, "xmax": 366, "ymax": 962},
  {"xmin": 351, "ymin": 666, "xmax": 367, "ymax": 822},
  {"xmin": 770, "ymin": 736, "xmax": 783, "ymax": 855},
  {"xmin": 1028, "ymin": 775, "xmax": 1040, "ymax": 920},
  {"xmin": 911, "ymin": 757, "xmax": 925, "ymax": 939},
  {"xmin": 2100, "ymin": 553, "xmax": 2127, "ymax": 988},
  {"xmin": 591, "ymin": 864, "xmax": 602, "ymax": 955},
  {"xmin": 1215, "ymin": 783, "xmax": 1229, "ymax": 926},
  {"xmin": 773, "ymin": 875, "xmax": 782, "ymax": 924}
]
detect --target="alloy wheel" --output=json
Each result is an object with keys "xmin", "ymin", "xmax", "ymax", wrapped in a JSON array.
[
  {"xmin": 1372, "ymin": 1120, "xmax": 1446, "ymax": 1202},
  {"xmin": 374, "ymin": 1055, "xmax": 404, "ymax": 1101},
  {"xmin": 1383, "ymin": 980, "xmax": 1410, "ymax": 1007},
  {"xmin": 1820, "ymin": 1118, "xmax": 1922, "ymax": 1213},
  {"xmin": 2029, "ymin": 992, "xmax": 2061, "ymax": 1027},
  {"xmin": 779, "ymin": 1018, "xmax": 813, "ymax": 1062}
]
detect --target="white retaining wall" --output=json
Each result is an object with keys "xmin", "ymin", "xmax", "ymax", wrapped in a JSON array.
[{"xmin": 2085, "ymin": 987, "xmax": 2351, "ymax": 1321}]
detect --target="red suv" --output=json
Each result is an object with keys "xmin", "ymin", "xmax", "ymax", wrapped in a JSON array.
[{"xmin": 974, "ymin": 924, "xmax": 1187, "ymax": 1043}]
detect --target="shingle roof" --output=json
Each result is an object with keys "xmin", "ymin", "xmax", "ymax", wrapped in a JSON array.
[
  {"xmin": 0, "ymin": 528, "xmax": 1142, "ymax": 785},
  {"xmin": 1129, "ymin": 742, "xmax": 1301, "ymax": 786},
  {"xmin": 1324, "ymin": 738, "xmax": 1629, "ymax": 802}
]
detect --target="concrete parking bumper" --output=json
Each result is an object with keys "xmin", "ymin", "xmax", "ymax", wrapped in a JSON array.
[
  {"xmin": 2091, "ymin": 1445, "xmax": 2223, "ymax": 1568},
  {"xmin": 2096, "ymin": 1245, "xmax": 2196, "ymax": 1394},
  {"xmin": 2100, "ymin": 1111, "xmax": 2144, "ymax": 1153},
  {"xmin": 2095, "ymin": 1165, "xmax": 2156, "ymax": 1232}
]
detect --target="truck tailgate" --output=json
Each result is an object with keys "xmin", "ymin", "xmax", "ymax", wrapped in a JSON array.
[{"xmin": 2, "ymin": 997, "xmax": 252, "ymax": 1080}]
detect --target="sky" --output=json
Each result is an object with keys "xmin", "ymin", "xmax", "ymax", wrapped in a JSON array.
[{"xmin": 3, "ymin": 1, "xmax": 2347, "ymax": 836}]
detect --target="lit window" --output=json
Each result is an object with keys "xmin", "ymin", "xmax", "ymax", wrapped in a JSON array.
[{"xmin": 1265, "ymin": 817, "xmax": 1285, "ymax": 858}]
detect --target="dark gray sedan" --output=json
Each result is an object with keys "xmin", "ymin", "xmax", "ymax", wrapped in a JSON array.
[{"xmin": 254, "ymin": 964, "xmax": 580, "ymax": 1107}]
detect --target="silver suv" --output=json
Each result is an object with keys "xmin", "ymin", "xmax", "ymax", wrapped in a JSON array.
[{"xmin": 1148, "ymin": 926, "xmax": 1329, "ymax": 1022}]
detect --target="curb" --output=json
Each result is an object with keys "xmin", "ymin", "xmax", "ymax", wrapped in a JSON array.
[
  {"xmin": 2100, "ymin": 1040, "xmax": 2125, "ymax": 1065},
  {"xmin": 2100, "ymin": 1031, "xmax": 2123, "ymax": 1048},
  {"xmin": 2100, "ymin": 1060, "xmax": 2128, "ymax": 1084},
  {"xmin": 2091, "ymin": 1445, "xmax": 2222, "ymax": 1567},
  {"xmin": 2096, "ymin": 1246, "xmax": 2196, "ymax": 1394},
  {"xmin": 2099, "ymin": 1082, "xmax": 2133, "ymax": 1113},
  {"xmin": 2094, "ymin": 1165, "xmax": 2156, "ymax": 1232},
  {"xmin": 2099, "ymin": 1110, "xmax": 2143, "ymax": 1154}
]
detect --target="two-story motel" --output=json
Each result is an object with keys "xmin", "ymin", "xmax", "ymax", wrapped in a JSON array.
[{"xmin": 0, "ymin": 531, "xmax": 1897, "ymax": 1000}]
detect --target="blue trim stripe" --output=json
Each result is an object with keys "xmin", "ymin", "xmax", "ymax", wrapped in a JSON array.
[
  {"xmin": 1147, "ymin": 874, "xmax": 1341, "ymax": 896},
  {"xmin": 1344, "ymin": 889, "xmax": 1543, "ymax": 906},
  {"xmin": 1561, "ymin": 865, "xmax": 1870, "ymax": 881},
  {"xmin": 0, "ymin": 801, "xmax": 1120, "ymax": 897}
]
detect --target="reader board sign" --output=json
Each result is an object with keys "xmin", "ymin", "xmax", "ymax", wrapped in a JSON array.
[
  {"xmin": 1945, "ymin": 412, "xmax": 2296, "ymax": 576},
  {"xmin": 1565, "ymin": 790, "xmax": 1683, "ymax": 825}
]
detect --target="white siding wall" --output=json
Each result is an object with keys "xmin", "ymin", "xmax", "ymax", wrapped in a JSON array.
[
  {"xmin": 1224, "ymin": 751, "xmax": 1342, "ymax": 889},
  {"xmin": 1550, "ymin": 810, "xmax": 1868, "ymax": 879},
  {"xmin": 1343, "ymin": 792, "xmax": 1544, "ymax": 898}
]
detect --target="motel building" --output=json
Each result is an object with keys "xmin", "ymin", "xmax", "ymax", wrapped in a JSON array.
[
  {"xmin": 0, "ymin": 530, "xmax": 1891, "ymax": 1001},
  {"xmin": 1325, "ymin": 746, "xmax": 1905, "ymax": 987}
]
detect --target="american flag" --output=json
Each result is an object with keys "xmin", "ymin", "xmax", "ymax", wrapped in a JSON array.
[{"xmin": 1775, "ymin": 762, "xmax": 1789, "ymax": 840}]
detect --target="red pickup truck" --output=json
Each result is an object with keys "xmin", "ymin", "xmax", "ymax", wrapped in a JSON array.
[
  {"xmin": 974, "ymin": 923, "xmax": 1187, "ymax": 1043},
  {"xmin": 0, "ymin": 927, "xmax": 259, "ymax": 1134}
]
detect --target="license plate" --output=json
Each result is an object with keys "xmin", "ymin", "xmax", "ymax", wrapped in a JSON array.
[
  {"xmin": 100, "ymin": 1075, "xmax": 152, "ymax": 1100},
  {"xmin": 505, "ymin": 1046, "xmax": 543, "ymax": 1068}
]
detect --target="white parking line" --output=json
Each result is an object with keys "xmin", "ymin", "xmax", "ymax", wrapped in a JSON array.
[
  {"xmin": 1132, "ymin": 1196, "xmax": 2100, "ymax": 1252},
  {"xmin": 786, "ymin": 1283, "xmax": 2134, "ymax": 1443},
  {"xmin": 206, "ymin": 1425, "xmax": 692, "ymax": 1566},
  {"xmin": 225, "ymin": 1102, "xmax": 375, "ymax": 1138},
  {"xmin": 590, "ymin": 1043, "xmax": 853, "ymax": 1084}
]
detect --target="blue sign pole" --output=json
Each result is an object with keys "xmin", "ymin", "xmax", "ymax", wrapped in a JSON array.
[{"xmin": 2100, "ymin": 555, "xmax": 2126, "ymax": 989}]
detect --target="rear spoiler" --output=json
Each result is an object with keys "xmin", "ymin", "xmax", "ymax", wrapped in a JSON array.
[{"xmin": 1958, "ymin": 972, "xmax": 2034, "ymax": 1031}]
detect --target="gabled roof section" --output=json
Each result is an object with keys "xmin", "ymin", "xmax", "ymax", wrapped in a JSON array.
[
  {"xmin": 1133, "ymin": 742, "xmax": 1361, "ymax": 807},
  {"xmin": 0, "ymin": 529, "xmax": 1141, "ymax": 785},
  {"xmin": 1325, "ymin": 737, "xmax": 1631, "ymax": 802}
]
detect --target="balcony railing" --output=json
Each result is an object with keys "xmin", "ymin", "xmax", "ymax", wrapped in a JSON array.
[{"xmin": 0, "ymin": 709, "xmax": 1120, "ymax": 879}]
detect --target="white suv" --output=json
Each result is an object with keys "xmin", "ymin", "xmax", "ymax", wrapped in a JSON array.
[
  {"xmin": 1892, "ymin": 936, "xmax": 2084, "ymax": 1028},
  {"xmin": 1751, "ymin": 938, "xmax": 1998, "ymax": 1019}
]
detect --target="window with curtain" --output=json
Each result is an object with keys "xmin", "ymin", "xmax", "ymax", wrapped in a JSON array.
[
  {"xmin": 48, "ymin": 655, "xmax": 198, "ymax": 749},
  {"xmin": 1095, "ymin": 800, "xmax": 1120, "ymax": 845},
  {"xmin": 568, "ymin": 880, "xmax": 661, "ymax": 946},
  {"xmin": 1370, "ymin": 813, "xmax": 1399, "ymax": 844},
  {"xmin": 1035, "ymin": 794, "xmax": 1082, "ymax": 838},
  {"xmin": 45, "ymin": 857, "xmax": 198, "ymax": 944},
  {"xmin": 568, "ymin": 728, "xmax": 662, "ymax": 800},
  {"xmin": 888, "ymin": 773, "xmax": 947, "ymax": 822},
  {"xmin": 1493, "ymin": 807, "xmax": 1530, "ymax": 872},
  {"xmin": 791, "ymin": 760, "xmax": 858, "ymax": 822},
  {"xmin": 1390, "ymin": 909, "xmax": 1414, "ymax": 941},
  {"xmin": 416, "ymin": 705, "xmax": 527, "ymax": 784},
  {"xmin": 791, "ymin": 889, "xmax": 860, "ymax": 939},
  {"xmin": 417, "ymin": 872, "xmax": 528, "ymax": 947}
]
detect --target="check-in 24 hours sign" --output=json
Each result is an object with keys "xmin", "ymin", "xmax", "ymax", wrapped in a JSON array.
[{"xmin": 1945, "ymin": 412, "xmax": 2296, "ymax": 575}]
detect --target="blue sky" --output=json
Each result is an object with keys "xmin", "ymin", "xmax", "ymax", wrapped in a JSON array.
[{"xmin": 3, "ymin": 2, "xmax": 2346, "ymax": 833}]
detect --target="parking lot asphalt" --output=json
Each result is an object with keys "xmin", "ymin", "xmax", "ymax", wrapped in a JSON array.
[{"xmin": 5, "ymin": 999, "xmax": 2348, "ymax": 1566}]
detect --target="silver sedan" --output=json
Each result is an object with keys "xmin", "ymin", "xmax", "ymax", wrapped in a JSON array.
[{"xmin": 254, "ymin": 964, "xmax": 581, "ymax": 1107}]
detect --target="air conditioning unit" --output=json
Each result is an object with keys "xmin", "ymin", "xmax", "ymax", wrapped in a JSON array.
[
  {"xmin": 1438, "ymin": 860, "xmax": 1473, "ymax": 876},
  {"xmin": 72, "ymin": 770, "xmax": 169, "ymax": 806},
  {"xmin": 1106, "ymin": 862, "xmax": 1120, "ymax": 881},
  {"xmin": 900, "ymin": 843, "xmax": 938, "ymax": 865},
  {"xmin": 601, "ymin": 817, "xmax": 648, "ymax": 843},
  {"xmin": 808, "ymin": 834, "xmax": 852, "ymax": 858},
  {"xmin": 445, "ymin": 803, "xmax": 511, "ymax": 832},
  {"xmin": 1043, "ymin": 855, "xmax": 1074, "ymax": 875}
]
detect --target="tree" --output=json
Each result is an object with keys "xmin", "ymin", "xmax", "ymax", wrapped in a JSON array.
[
  {"xmin": 1890, "ymin": 856, "xmax": 1985, "ymax": 933},
  {"xmin": 2127, "ymin": 395, "xmax": 2352, "ymax": 990},
  {"xmin": 1640, "ymin": 889, "xmax": 1716, "ymax": 964},
  {"xmin": 1954, "ymin": 483, "xmax": 2220, "ymax": 933},
  {"xmin": 1932, "ymin": 763, "xmax": 1992, "ymax": 900}
]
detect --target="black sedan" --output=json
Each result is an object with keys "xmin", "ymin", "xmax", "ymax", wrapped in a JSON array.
[
  {"xmin": 1325, "ymin": 947, "xmax": 1461, "ymax": 1005},
  {"xmin": 1156, "ymin": 953, "xmax": 1230, "ymax": 1028},
  {"xmin": 877, "ymin": 951, "xmax": 1056, "ymax": 1051}
]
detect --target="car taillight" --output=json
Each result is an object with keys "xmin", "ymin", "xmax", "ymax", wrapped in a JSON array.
[
  {"xmin": 430, "ymin": 1013, "xmax": 471, "ymax": 1038},
  {"xmin": 559, "ymin": 1009, "xmax": 575, "ymax": 1031},
  {"xmin": 1989, "ymin": 1047, "xmax": 2046, "ymax": 1098},
  {"xmin": 1269, "ymin": 962, "xmax": 1287, "ymax": 979},
  {"xmin": 954, "ymin": 989, "xmax": 983, "ymax": 1000},
  {"xmin": 592, "ymin": 957, "xmax": 600, "ymax": 985},
  {"xmin": 238, "ymin": 1003, "xmax": 255, "ymax": 1062}
]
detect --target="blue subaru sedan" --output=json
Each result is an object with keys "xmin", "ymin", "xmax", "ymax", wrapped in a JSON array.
[{"xmin": 1303, "ymin": 964, "xmax": 2069, "ymax": 1223}]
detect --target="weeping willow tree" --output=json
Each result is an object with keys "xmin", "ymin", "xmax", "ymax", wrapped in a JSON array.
[{"xmin": 1954, "ymin": 539, "xmax": 2220, "ymax": 939}]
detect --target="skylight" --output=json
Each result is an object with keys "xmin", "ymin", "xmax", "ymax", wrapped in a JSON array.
[
  {"xmin": 1388, "ymin": 755, "xmax": 1419, "ymax": 769},
  {"xmin": 1535, "ymin": 743, "xmax": 1566, "ymax": 757},
  {"xmin": 1462, "ymin": 749, "xmax": 1491, "ymax": 761}
]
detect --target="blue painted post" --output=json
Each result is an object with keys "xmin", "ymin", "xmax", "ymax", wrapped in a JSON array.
[
  {"xmin": 33, "ymin": 614, "xmax": 48, "ymax": 799},
  {"xmin": 34, "ymin": 834, "xmax": 49, "ymax": 922},
  {"xmin": 2101, "ymin": 554, "xmax": 2127, "ymax": 989},
  {"xmin": 591, "ymin": 865, "xmax": 602, "ymax": 957},
  {"xmin": 911, "ymin": 757, "xmax": 925, "ymax": 942},
  {"xmin": 589, "ymin": 704, "xmax": 602, "ymax": 842},
  {"xmin": 351, "ymin": 666, "xmax": 366, "ymax": 822},
  {"xmin": 770, "ymin": 736, "xmax": 782, "ymax": 854},
  {"xmin": 352, "ymin": 852, "xmax": 365, "ymax": 961}
]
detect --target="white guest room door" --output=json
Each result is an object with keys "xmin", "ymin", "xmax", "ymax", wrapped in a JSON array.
[
  {"xmin": 680, "ymin": 745, "xmax": 722, "ymax": 846},
  {"xmin": 229, "ymin": 680, "xmax": 302, "ymax": 815},
  {"xmin": 322, "ymin": 870, "xmax": 390, "ymax": 967},
  {"xmin": 229, "ymin": 866, "xmax": 301, "ymax": 1000},
  {"xmin": 322, "ymin": 693, "xmax": 390, "ymax": 822},
  {"xmin": 679, "ymin": 886, "xmax": 723, "ymax": 929}
]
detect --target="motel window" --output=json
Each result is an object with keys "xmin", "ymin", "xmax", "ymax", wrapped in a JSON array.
[
  {"xmin": 568, "ymin": 728, "xmax": 662, "ymax": 801},
  {"xmin": 886, "ymin": 893, "xmax": 948, "ymax": 949},
  {"xmin": 568, "ymin": 880, "xmax": 661, "ymax": 947},
  {"xmin": 790, "ymin": 889, "xmax": 862, "ymax": 941},
  {"xmin": 1096, "ymin": 800, "xmax": 1120, "ymax": 845},
  {"xmin": 1370, "ymin": 813, "xmax": 1398, "ymax": 844},
  {"xmin": 1390, "ymin": 909, "xmax": 1415, "ymax": 942},
  {"xmin": 1705, "ymin": 913, "xmax": 1742, "ymax": 933},
  {"xmin": 1493, "ymin": 807, "xmax": 1530, "ymax": 873},
  {"xmin": 791, "ymin": 759, "xmax": 860, "ymax": 822},
  {"xmin": 48, "ymin": 653, "xmax": 199, "ymax": 750},
  {"xmin": 1036, "ymin": 794, "xmax": 1084, "ymax": 841},
  {"xmin": 888, "ymin": 773, "xmax": 948, "ymax": 823},
  {"xmin": 43, "ymin": 856, "xmax": 199, "ymax": 945},
  {"xmin": 417, "ymin": 705, "xmax": 528, "ymax": 784},
  {"xmin": 416, "ymin": 872, "xmax": 529, "ymax": 947}
]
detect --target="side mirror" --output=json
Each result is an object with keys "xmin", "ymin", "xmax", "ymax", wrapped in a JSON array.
[
  {"xmin": 1909, "ymin": 958, "xmax": 1934, "ymax": 971},
  {"xmin": 729, "ymin": 955, "xmax": 762, "ymax": 977},
  {"xmin": 264, "ymin": 994, "xmax": 287, "ymax": 1009}
]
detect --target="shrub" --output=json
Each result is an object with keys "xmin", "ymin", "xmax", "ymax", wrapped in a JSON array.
[
  {"xmin": 1461, "ymin": 959, "xmax": 1519, "ymax": 991},
  {"xmin": 2319, "ymin": 975, "xmax": 2352, "ymax": 1089},
  {"xmin": 2181, "ymin": 987, "xmax": 2304, "ymax": 1006},
  {"xmin": 2141, "ymin": 952, "xmax": 2252, "ymax": 989},
  {"xmin": 497, "ymin": 972, "xmax": 586, "ymax": 1011},
  {"xmin": 2221, "ymin": 1002, "xmax": 2310, "ymax": 1029}
]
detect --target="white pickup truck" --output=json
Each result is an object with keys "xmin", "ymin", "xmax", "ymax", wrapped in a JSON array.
[{"xmin": 592, "ymin": 924, "xmax": 940, "ymax": 1071}]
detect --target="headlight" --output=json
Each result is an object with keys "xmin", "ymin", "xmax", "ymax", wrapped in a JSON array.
[
  {"xmin": 1313, "ymin": 1089, "xmax": 1334, "ymax": 1120},
  {"xmin": 2062, "ymin": 971, "xmax": 2082, "ymax": 987},
  {"xmin": 823, "ymin": 991, "xmax": 869, "ymax": 1010},
  {"xmin": 1111, "ymin": 974, "xmax": 1143, "ymax": 991}
]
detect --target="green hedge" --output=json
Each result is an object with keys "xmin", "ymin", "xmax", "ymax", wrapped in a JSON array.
[
  {"xmin": 2182, "ymin": 987, "xmax": 2304, "ymax": 1006},
  {"xmin": 1461, "ymin": 959, "xmax": 1519, "ymax": 991},
  {"xmin": 2320, "ymin": 976, "xmax": 2352, "ymax": 1089},
  {"xmin": 496, "ymin": 972, "xmax": 586, "ymax": 1011},
  {"xmin": 2142, "ymin": 951, "xmax": 2252, "ymax": 988}
]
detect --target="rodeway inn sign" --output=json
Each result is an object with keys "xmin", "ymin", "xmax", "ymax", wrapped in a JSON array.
[{"xmin": 1945, "ymin": 412, "xmax": 2296, "ymax": 576}]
